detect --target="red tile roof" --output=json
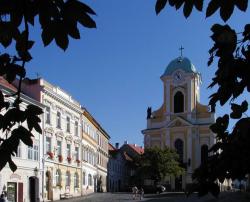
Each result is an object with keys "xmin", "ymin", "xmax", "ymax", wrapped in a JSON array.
[
  {"xmin": 0, "ymin": 77, "xmax": 17, "ymax": 91},
  {"xmin": 123, "ymin": 152, "xmax": 133, "ymax": 161},
  {"xmin": 128, "ymin": 144, "xmax": 144, "ymax": 155},
  {"xmin": 108, "ymin": 143, "xmax": 116, "ymax": 151}
]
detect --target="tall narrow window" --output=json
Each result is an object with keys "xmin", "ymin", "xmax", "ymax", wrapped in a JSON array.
[
  {"xmin": 74, "ymin": 172, "xmax": 79, "ymax": 188},
  {"xmin": 46, "ymin": 137, "xmax": 51, "ymax": 153},
  {"xmin": 82, "ymin": 172, "xmax": 86, "ymax": 185},
  {"xmin": 74, "ymin": 121, "xmax": 78, "ymax": 136},
  {"xmin": 201, "ymin": 145, "xmax": 208, "ymax": 165},
  {"xmin": 174, "ymin": 91, "xmax": 184, "ymax": 113},
  {"xmin": 66, "ymin": 144, "xmax": 71, "ymax": 157},
  {"xmin": 57, "ymin": 141, "xmax": 62, "ymax": 156},
  {"xmin": 45, "ymin": 106, "xmax": 50, "ymax": 124},
  {"xmin": 56, "ymin": 169, "xmax": 61, "ymax": 186},
  {"xmin": 34, "ymin": 144, "xmax": 39, "ymax": 161},
  {"xmin": 66, "ymin": 116, "xmax": 70, "ymax": 132},
  {"xmin": 56, "ymin": 112, "xmax": 61, "ymax": 128},
  {"xmin": 175, "ymin": 139, "xmax": 184, "ymax": 163},
  {"xmin": 88, "ymin": 174, "xmax": 92, "ymax": 186},
  {"xmin": 16, "ymin": 144, "xmax": 21, "ymax": 158},
  {"xmin": 75, "ymin": 147, "xmax": 79, "ymax": 160},
  {"xmin": 66, "ymin": 171, "xmax": 71, "ymax": 186},
  {"xmin": 28, "ymin": 146, "xmax": 33, "ymax": 160}
]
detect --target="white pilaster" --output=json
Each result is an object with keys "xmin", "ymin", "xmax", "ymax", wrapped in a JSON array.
[
  {"xmin": 166, "ymin": 80, "xmax": 171, "ymax": 122},
  {"xmin": 165, "ymin": 129, "xmax": 170, "ymax": 148},
  {"xmin": 194, "ymin": 128, "xmax": 200, "ymax": 168},
  {"xmin": 187, "ymin": 128, "xmax": 192, "ymax": 173}
]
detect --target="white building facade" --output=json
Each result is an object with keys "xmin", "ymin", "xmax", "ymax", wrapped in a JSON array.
[
  {"xmin": 20, "ymin": 78, "xmax": 82, "ymax": 201},
  {"xmin": 0, "ymin": 78, "xmax": 44, "ymax": 202}
]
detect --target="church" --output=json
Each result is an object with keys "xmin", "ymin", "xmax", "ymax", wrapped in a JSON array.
[{"xmin": 142, "ymin": 54, "xmax": 215, "ymax": 191}]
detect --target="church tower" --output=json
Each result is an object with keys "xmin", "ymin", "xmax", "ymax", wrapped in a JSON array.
[{"xmin": 142, "ymin": 55, "xmax": 215, "ymax": 191}]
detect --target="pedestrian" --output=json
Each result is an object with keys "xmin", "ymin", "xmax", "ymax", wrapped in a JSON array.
[
  {"xmin": 132, "ymin": 186, "xmax": 138, "ymax": 200},
  {"xmin": 0, "ymin": 194, "xmax": 6, "ymax": 202},
  {"xmin": 139, "ymin": 187, "xmax": 144, "ymax": 200}
]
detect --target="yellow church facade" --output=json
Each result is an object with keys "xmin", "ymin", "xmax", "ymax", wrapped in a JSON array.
[{"xmin": 142, "ymin": 56, "xmax": 215, "ymax": 191}]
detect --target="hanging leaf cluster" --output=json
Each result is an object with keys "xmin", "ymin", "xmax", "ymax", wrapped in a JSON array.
[
  {"xmin": 155, "ymin": 0, "xmax": 248, "ymax": 21},
  {"xmin": 0, "ymin": 91, "xmax": 43, "ymax": 172},
  {"xmin": 0, "ymin": 0, "xmax": 96, "ymax": 173}
]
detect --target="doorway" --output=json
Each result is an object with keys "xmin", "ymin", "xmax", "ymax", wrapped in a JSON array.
[{"xmin": 7, "ymin": 182, "xmax": 17, "ymax": 202}]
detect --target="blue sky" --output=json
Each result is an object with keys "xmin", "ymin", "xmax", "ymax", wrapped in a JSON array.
[{"xmin": 26, "ymin": 1, "xmax": 250, "ymax": 146}]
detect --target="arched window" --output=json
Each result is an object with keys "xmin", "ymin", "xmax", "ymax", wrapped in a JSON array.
[
  {"xmin": 82, "ymin": 172, "xmax": 86, "ymax": 185},
  {"xmin": 201, "ymin": 145, "xmax": 208, "ymax": 165},
  {"xmin": 174, "ymin": 91, "xmax": 184, "ymax": 113},
  {"xmin": 175, "ymin": 139, "xmax": 184, "ymax": 163},
  {"xmin": 88, "ymin": 174, "xmax": 92, "ymax": 186},
  {"xmin": 74, "ymin": 172, "xmax": 79, "ymax": 188},
  {"xmin": 66, "ymin": 171, "xmax": 71, "ymax": 186},
  {"xmin": 55, "ymin": 169, "xmax": 61, "ymax": 186}
]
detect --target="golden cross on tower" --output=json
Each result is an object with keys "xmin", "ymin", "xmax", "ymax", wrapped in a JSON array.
[{"xmin": 179, "ymin": 46, "xmax": 184, "ymax": 57}]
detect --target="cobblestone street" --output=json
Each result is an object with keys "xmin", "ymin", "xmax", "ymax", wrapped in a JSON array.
[{"xmin": 56, "ymin": 192, "xmax": 250, "ymax": 202}]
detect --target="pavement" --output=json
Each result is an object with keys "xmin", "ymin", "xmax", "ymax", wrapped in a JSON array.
[{"xmin": 56, "ymin": 191, "xmax": 250, "ymax": 202}]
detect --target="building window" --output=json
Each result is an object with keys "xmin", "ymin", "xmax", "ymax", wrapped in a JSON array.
[
  {"xmin": 201, "ymin": 144, "xmax": 208, "ymax": 165},
  {"xmin": 57, "ymin": 140, "xmax": 62, "ymax": 156},
  {"xmin": 74, "ymin": 121, "xmax": 78, "ymax": 136},
  {"xmin": 75, "ymin": 147, "xmax": 79, "ymax": 160},
  {"xmin": 66, "ymin": 144, "xmax": 71, "ymax": 157},
  {"xmin": 45, "ymin": 106, "xmax": 50, "ymax": 124},
  {"xmin": 34, "ymin": 144, "xmax": 39, "ymax": 161},
  {"xmin": 28, "ymin": 146, "xmax": 33, "ymax": 160},
  {"xmin": 56, "ymin": 169, "xmax": 61, "ymax": 186},
  {"xmin": 88, "ymin": 174, "xmax": 92, "ymax": 186},
  {"xmin": 28, "ymin": 143, "xmax": 39, "ymax": 161},
  {"xmin": 82, "ymin": 172, "xmax": 86, "ymax": 185},
  {"xmin": 66, "ymin": 171, "xmax": 71, "ymax": 186},
  {"xmin": 74, "ymin": 172, "xmax": 79, "ymax": 188},
  {"xmin": 16, "ymin": 144, "xmax": 21, "ymax": 158},
  {"xmin": 46, "ymin": 137, "xmax": 51, "ymax": 153},
  {"xmin": 174, "ymin": 91, "xmax": 184, "ymax": 113},
  {"xmin": 174, "ymin": 139, "xmax": 184, "ymax": 163},
  {"xmin": 56, "ymin": 112, "xmax": 61, "ymax": 128},
  {"xmin": 66, "ymin": 116, "xmax": 70, "ymax": 132}
]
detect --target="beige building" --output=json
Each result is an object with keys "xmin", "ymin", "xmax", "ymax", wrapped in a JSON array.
[
  {"xmin": 81, "ymin": 108, "xmax": 110, "ymax": 194},
  {"xmin": 142, "ymin": 56, "xmax": 215, "ymax": 190}
]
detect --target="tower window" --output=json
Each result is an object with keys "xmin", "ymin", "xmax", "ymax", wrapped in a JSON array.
[{"xmin": 174, "ymin": 91, "xmax": 184, "ymax": 113}]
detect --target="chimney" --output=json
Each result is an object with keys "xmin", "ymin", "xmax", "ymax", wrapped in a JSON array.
[
  {"xmin": 115, "ymin": 143, "xmax": 119, "ymax": 149},
  {"xmin": 134, "ymin": 144, "xmax": 137, "ymax": 147},
  {"xmin": 124, "ymin": 140, "xmax": 128, "ymax": 144}
]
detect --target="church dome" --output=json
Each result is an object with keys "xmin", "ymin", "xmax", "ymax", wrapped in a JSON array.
[{"xmin": 162, "ymin": 57, "xmax": 196, "ymax": 76}]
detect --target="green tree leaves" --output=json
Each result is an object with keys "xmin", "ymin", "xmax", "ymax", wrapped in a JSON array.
[
  {"xmin": 155, "ymin": 0, "xmax": 248, "ymax": 21},
  {"xmin": 155, "ymin": 0, "xmax": 203, "ymax": 18},
  {"xmin": 136, "ymin": 147, "xmax": 184, "ymax": 184},
  {"xmin": 40, "ymin": 0, "xmax": 96, "ymax": 50}
]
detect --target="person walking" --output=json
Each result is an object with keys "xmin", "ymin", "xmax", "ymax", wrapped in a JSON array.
[
  {"xmin": 0, "ymin": 194, "xmax": 6, "ymax": 202},
  {"xmin": 139, "ymin": 187, "xmax": 144, "ymax": 200},
  {"xmin": 132, "ymin": 186, "xmax": 138, "ymax": 200}
]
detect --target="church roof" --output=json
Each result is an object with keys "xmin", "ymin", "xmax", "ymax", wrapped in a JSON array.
[{"xmin": 162, "ymin": 56, "xmax": 196, "ymax": 76}]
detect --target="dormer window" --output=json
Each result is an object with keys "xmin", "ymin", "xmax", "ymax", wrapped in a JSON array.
[{"xmin": 174, "ymin": 91, "xmax": 184, "ymax": 113}]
